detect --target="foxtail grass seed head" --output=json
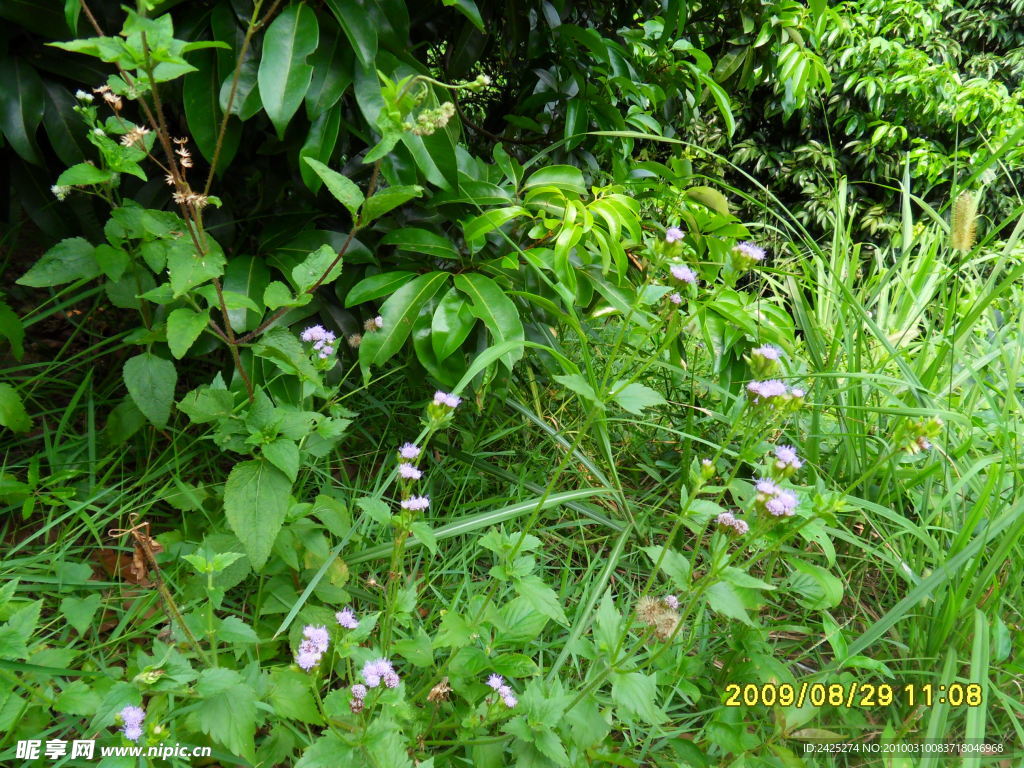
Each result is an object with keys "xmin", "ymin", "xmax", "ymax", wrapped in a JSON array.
[
  {"xmin": 730, "ymin": 241, "xmax": 766, "ymax": 270},
  {"xmin": 950, "ymin": 190, "xmax": 979, "ymax": 251}
]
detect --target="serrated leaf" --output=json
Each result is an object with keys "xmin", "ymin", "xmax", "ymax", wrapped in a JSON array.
[
  {"xmin": 0, "ymin": 384, "xmax": 32, "ymax": 433},
  {"xmin": 291, "ymin": 244, "xmax": 342, "ymax": 293},
  {"xmin": 223, "ymin": 459, "xmax": 292, "ymax": 570},
  {"xmin": 610, "ymin": 381, "xmax": 666, "ymax": 414},
  {"xmin": 514, "ymin": 574, "xmax": 568, "ymax": 626},
  {"xmin": 193, "ymin": 668, "xmax": 257, "ymax": 762},
  {"xmin": 611, "ymin": 671, "xmax": 666, "ymax": 724},
  {"xmin": 263, "ymin": 439, "xmax": 300, "ymax": 482},
  {"xmin": 304, "ymin": 158, "xmax": 363, "ymax": 220},
  {"xmin": 17, "ymin": 237, "xmax": 99, "ymax": 287},
  {"xmin": 705, "ymin": 581, "xmax": 755, "ymax": 626},
  {"xmin": 122, "ymin": 353, "xmax": 177, "ymax": 428}
]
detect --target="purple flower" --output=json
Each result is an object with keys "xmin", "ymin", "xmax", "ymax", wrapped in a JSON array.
[
  {"xmin": 732, "ymin": 518, "xmax": 750, "ymax": 535},
  {"xmin": 433, "ymin": 391, "xmax": 462, "ymax": 408},
  {"xmin": 747, "ymin": 380, "xmax": 788, "ymax": 399},
  {"xmin": 497, "ymin": 685, "xmax": 517, "ymax": 708},
  {"xmin": 670, "ymin": 264, "xmax": 698, "ymax": 284},
  {"xmin": 486, "ymin": 674, "xmax": 504, "ymax": 690},
  {"xmin": 401, "ymin": 495, "xmax": 430, "ymax": 511},
  {"xmin": 733, "ymin": 241, "xmax": 766, "ymax": 262},
  {"xmin": 716, "ymin": 511, "xmax": 748, "ymax": 536},
  {"xmin": 774, "ymin": 445, "xmax": 803, "ymax": 470},
  {"xmin": 663, "ymin": 595, "xmax": 680, "ymax": 611},
  {"xmin": 119, "ymin": 705, "xmax": 145, "ymax": 730},
  {"xmin": 123, "ymin": 724, "xmax": 143, "ymax": 742},
  {"xmin": 716, "ymin": 511, "xmax": 736, "ymax": 527},
  {"xmin": 301, "ymin": 325, "xmax": 326, "ymax": 342},
  {"xmin": 398, "ymin": 463, "xmax": 422, "ymax": 480},
  {"xmin": 399, "ymin": 443, "xmax": 421, "ymax": 460},
  {"xmin": 351, "ymin": 683, "xmax": 368, "ymax": 700},
  {"xmin": 668, "ymin": 292, "xmax": 682, "ymax": 305},
  {"xmin": 383, "ymin": 670, "xmax": 401, "ymax": 688},
  {"xmin": 303, "ymin": 625, "xmax": 330, "ymax": 654},
  {"xmin": 765, "ymin": 489, "xmax": 798, "ymax": 517},
  {"xmin": 336, "ymin": 607, "xmax": 359, "ymax": 629},
  {"xmin": 755, "ymin": 478, "xmax": 778, "ymax": 495},
  {"xmin": 362, "ymin": 658, "xmax": 396, "ymax": 688},
  {"xmin": 752, "ymin": 344, "xmax": 781, "ymax": 361},
  {"xmin": 296, "ymin": 646, "xmax": 321, "ymax": 670},
  {"xmin": 665, "ymin": 227, "xmax": 684, "ymax": 243}
]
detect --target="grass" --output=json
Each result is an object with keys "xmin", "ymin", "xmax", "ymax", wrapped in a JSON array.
[{"xmin": 2, "ymin": 167, "xmax": 1023, "ymax": 767}]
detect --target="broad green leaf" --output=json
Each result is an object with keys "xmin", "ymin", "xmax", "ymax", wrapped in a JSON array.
[
  {"xmin": 192, "ymin": 668, "xmax": 257, "ymax": 762},
  {"xmin": 263, "ymin": 281, "xmax": 312, "ymax": 310},
  {"xmin": 167, "ymin": 239, "xmax": 226, "ymax": 297},
  {"xmin": 361, "ymin": 184, "xmax": 424, "ymax": 224},
  {"xmin": 324, "ymin": 0, "xmax": 378, "ymax": 70},
  {"xmin": 122, "ymin": 353, "xmax": 177, "ymax": 428},
  {"xmin": 345, "ymin": 271, "xmax": 417, "ymax": 307},
  {"xmin": 0, "ymin": 384, "xmax": 32, "ymax": 433},
  {"xmin": 610, "ymin": 381, "xmax": 666, "ymax": 415},
  {"xmin": 223, "ymin": 459, "xmax": 292, "ymax": 571},
  {"xmin": 299, "ymin": 103, "xmax": 343, "ymax": 192},
  {"xmin": 463, "ymin": 206, "xmax": 528, "ymax": 243},
  {"xmin": 0, "ymin": 599, "xmax": 42, "ymax": 660},
  {"xmin": 0, "ymin": 297, "xmax": 24, "ymax": 359},
  {"xmin": 685, "ymin": 186, "xmax": 730, "ymax": 215},
  {"xmin": 17, "ymin": 237, "xmax": 99, "ymax": 287},
  {"xmin": 269, "ymin": 668, "xmax": 322, "ymax": 724},
  {"xmin": 393, "ymin": 628, "xmax": 433, "ymax": 667},
  {"xmin": 60, "ymin": 594, "xmax": 102, "ymax": 635},
  {"xmin": 303, "ymin": 158, "xmax": 363, "ymax": 220},
  {"xmin": 54, "ymin": 680, "xmax": 101, "ymax": 716},
  {"xmin": 431, "ymin": 286, "xmax": 477, "ymax": 361},
  {"xmin": 263, "ymin": 439, "xmax": 300, "ymax": 482},
  {"xmin": 611, "ymin": 671, "xmax": 666, "ymax": 724},
  {"xmin": 380, "ymin": 228, "xmax": 458, "ymax": 259},
  {"xmin": 184, "ymin": 49, "xmax": 240, "ymax": 171},
  {"xmin": 705, "ymin": 581, "xmax": 755, "ymax": 626},
  {"xmin": 0, "ymin": 56, "xmax": 45, "ymax": 164},
  {"xmin": 295, "ymin": 733, "xmax": 354, "ymax": 767},
  {"xmin": 453, "ymin": 273, "xmax": 524, "ymax": 370},
  {"xmin": 523, "ymin": 165, "xmax": 585, "ymax": 194},
  {"xmin": 291, "ymin": 244, "xmax": 343, "ymax": 293},
  {"xmin": 642, "ymin": 546, "xmax": 690, "ymax": 589},
  {"xmin": 514, "ymin": 574, "xmax": 568, "ymax": 626},
  {"xmin": 257, "ymin": 4, "xmax": 319, "ymax": 138},
  {"xmin": 166, "ymin": 308, "xmax": 209, "ymax": 359},
  {"xmin": 553, "ymin": 374, "xmax": 600, "ymax": 406},
  {"xmin": 305, "ymin": 23, "xmax": 353, "ymax": 118},
  {"xmin": 441, "ymin": 0, "xmax": 484, "ymax": 32},
  {"xmin": 57, "ymin": 163, "xmax": 116, "ymax": 186},
  {"xmin": 358, "ymin": 271, "xmax": 448, "ymax": 372},
  {"xmin": 785, "ymin": 558, "xmax": 843, "ymax": 610},
  {"xmin": 222, "ymin": 255, "xmax": 269, "ymax": 333}
]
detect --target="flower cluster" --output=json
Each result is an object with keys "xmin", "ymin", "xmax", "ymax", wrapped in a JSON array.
[
  {"xmin": 670, "ymin": 263, "xmax": 698, "ymax": 285},
  {"xmin": 772, "ymin": 445, "xmax": 803, "ymax": 477},
  {"xmin": 117, "ymin": 705, "xmax": 146, "ymax": 743},
  {"xmin": 295, "ymin": 625, "xmax": 330, "ymax": 671},
  {"xmin": 50, "ymin": 184, "xmax": 71, "ymax": 201},
  {"xmin": 173, "ymin": 136, "xmax": 192, "ymax": 169},
  {"xmin": 746, "ymin": 379, "xmax": 805, "ymax": 410},
  {"xmin": 336, "ymin": 607, "xmax": 359, "ymax": 629},
  {"xmin": 362, "ymin": 658, "xmax": 400, "ymax": 689},
  {"xmin": 715, "ymin": 511, "xmax": 750, "ymax": 536},
  {"xmin": 349, "ymin": 683, "xmax": 368, "ymax": 713},
  {"xmin": 120, "ymin": 124, "xmax": 150, "ymax": 149},
  {"xmin": 364, "ymin": 315, "xmax": 384, "ymax": 333},
  {"xmin": 665, "ymin": 227, "xmax": 684, "ymax": 243},
  {"xmin": 300, "ymin": 325, "xmax": 337, "ymax": 359},
  {"xmin": 399, "ymin": 442, "xmax": 421, "ymax": 460},
  {"xmin": 730, "ymin": 241, "xmax": 766, "ymax": 270},
  {"xmin": 486, "ymin": 674, "xmax": 518, "ymax": 708},
  {"xmin": 636, "ymin": 595, "xmax": 680, "ymax": 640},
  {"xmin": 427, "ymin": 390, "xmax": 462, "ymax": 426},
  {"xmin": 746, "ymin": 344, "xmax": 782, "ymax": 378},
  {"xmin": 407, "ymin": 102, "xmax": 456, "ymax": 136},
  {"xmin": 400, "ymin": 495, "xmax": 430, "ymax": 511},
  {"xmin": 93, "ymin": 84, "xmax": 123, "ymax": 111},
  {"xmin": 433, "ymin": 391, "xmax": 462, "ymax": 408},
  {"xmin": 754, "ymin": 479, "xmax": 798, "ymax": 517}
]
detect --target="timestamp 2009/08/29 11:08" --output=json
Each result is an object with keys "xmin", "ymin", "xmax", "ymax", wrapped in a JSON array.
[{"xmin": 723, "ymin": 682, "xmax": 983, "ymax": 709}]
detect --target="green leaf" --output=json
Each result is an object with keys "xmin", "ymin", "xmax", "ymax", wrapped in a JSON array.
[
  {"xmin": 380, "ymin": 228, "xmax": 458, "ymax": 259},
  {"xmin": 184, "ymin": 50, "xmax": 240, "ymax": 171},
  {"xmin": 299, "ymin": 103, "xmax": 343, "ymax": 192},
  {"xmin": 361, "ymin": 184, "xmax": 424, "ymax": 224},
  {"xmin": 553, "ymin": 374, "xmax": 600, "ymax": 406},
  {"xmin": 610, "ymin": 381, "xmax": 666, "ymax": 415},
  {"xmin": 166, "ymin": 308, "xmax": 209, "ymax": 359},
  {"xmin": 359, "ymin": 271, "xmax": 448, "ymax": 372},
  {"xmin": 291, "ymin": 244, "xmax": 342, "ymax": 293},
  {"xmin": 325, "ymin": 0, "xmax": 378, "ymax": 70},
  {"xmin": 303, "ymin": 158, "xmax": 363, "ymax": 220},
  {"xmin": 393, "ymin": 628, "xmax": 433, "ymax": 667},
  {"xmin": 642, "ymin": 546, "xmax": 690, "ymax": 590},
  {"xmin": 705, "ymin": 581, "xmax": 755, "ymax": 626},
  {"xmin": 0, "ymin": 56, "xmax": 45, "ymax": 164},
  {"xmin": 217, "ymin": 615, "xmax": 259, "ymax": 644},
  {"xmin": 122, "ymin": 353, "xmax": 177, "ymax": 428},
  {"xmin": 523, "ymin": 165, "xmax": 586, "ymax": 194},
  {"xmin": 305, "ymin": 23, "xmax": 353, "ymax": 118},
  {"xmin": 0, "ymin": 599, "xmax": 42, "ymax": 659},
  {"xmin": 431, "ymin": 286, "xmax": 477, "ymax": 361},
  {"xmin": 93, "ymin": 244, "xmax": 130, "ymax": 281},
  {"xmin": 296, "ymin": 733, "xmax": 353, "ymax": 768},
  {"xmin": 0, "ymin": 297, "xmax": 24, "ymax": 360},
  {"xmin": 59, "ymin": 594, "xmax": 102, "ymax": 636},
  {"xmin": 345, "ymin": 271, "xmax": 418, "ymax": 307},
  {"xmin": 257, "ymin": 4, "xmax": 319, "ymax": 139},
  {"xmin": 785, "ymin": 558, "xmax": 843, "ymax": 610},
  {"xmin": 263, "ymin": 439, "xmax": 300, "ymax": 482},
  {"xmin": 263, "ymin": 281, "xmax": 311, "ymax": 310},
  {"xmin": 453, "ymin": 273, "xmax": 524, "ymax": 370},
  {"xmin": 167, "ymin": 239, "xmax": 226, "ymax": 298},
  {"xmin": 0, "ymin": 384, "xmax": 32, "ymax": 433},
  {"xmin": 611, "ymin": 671, "xmax": 667, "ymax": 724},
  {"xmin": 223, "ymin": 459, "xmax": 292, "ymax": 570},
  {"xmin": 269, "ymin": 668, "xmax": 322, "ymax": 725},
  {"xmin": 54, "ymin": 680, "xmax": 101, "ymax": 716},
  {"xmin": 193, "ymin": 668, "xmax": 257, "ymax": 762},
  {"xmin": 222, "ymin": 255, "xmax": 269, "ymax": 333},
  {"xmin": 17, "ymin": 237, "xmax": 99, "ymax": 287},
  {"xmin": 514, "ymin": 574, "xmax": 568, "ymax": 626},
  {"xmin": 441, "ymin": 0, "xmax": 484, "ymax": 32},
  {"xmin": 685, "ymin": 186, "xmax": 730, "ymax": 215},
  {"xmin": 463, "ymin": 206, "xmax": 528, "ymax": 243},
  {"xmin": 57, "ymin": 163, "xmax": 116, "ymax": 186},
  {"xmin": 409, "ymin": 521, "xmax": 437, "ymax": 556}
]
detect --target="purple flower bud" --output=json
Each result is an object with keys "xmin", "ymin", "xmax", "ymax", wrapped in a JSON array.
[
  {"xmin": 399, "ymin": 443, "xmax": 421, "ymax": 460},
  {"xmin": 336, "ymin": 607, "xmax": 359, "ymax": 629},
  {"xmin": 665, "ymin": 227, "xmax": 684, "ymax": 243}
]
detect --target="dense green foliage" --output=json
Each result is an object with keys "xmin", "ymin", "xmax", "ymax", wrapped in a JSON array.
[{"xmin": 1, "ymin": 0, "xmax": 1023, "ymax": 766}]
